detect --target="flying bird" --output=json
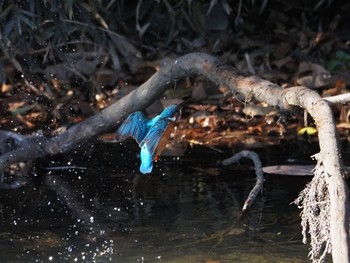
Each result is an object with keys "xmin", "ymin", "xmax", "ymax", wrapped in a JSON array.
[{"xmin": 116, "ymin": 105, "xmax": 180, "ymax": 174}]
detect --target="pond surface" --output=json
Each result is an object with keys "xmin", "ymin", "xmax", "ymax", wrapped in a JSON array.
[{"xmin": 0, "ymin": 141, "xmax": 323, "ymax": 262}]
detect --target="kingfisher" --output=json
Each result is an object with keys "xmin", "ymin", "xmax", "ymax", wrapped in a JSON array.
[{"xmin": 116, "ymin": 105, "xmax": 180, "ymax": 174}]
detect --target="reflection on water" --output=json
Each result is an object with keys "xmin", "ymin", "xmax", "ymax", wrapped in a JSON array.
[{"xmin": 0, "ymin": 142, "xmax": 312, "ymax": 262}]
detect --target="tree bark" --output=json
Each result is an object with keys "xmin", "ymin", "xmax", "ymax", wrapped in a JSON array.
[{"xmin": 0, "ymin": 53, "xmax": 348, "ymax": 262}]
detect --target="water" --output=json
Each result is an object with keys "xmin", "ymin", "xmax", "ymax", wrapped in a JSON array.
[{"xmin": 0, "ymin": 141, "xmax": 315, "ymax": 262}]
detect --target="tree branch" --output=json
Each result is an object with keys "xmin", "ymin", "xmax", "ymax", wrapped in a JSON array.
[
  {"xmin": 324, "ymin": 93, "xmax": 350, "ymax": 104},
  {"xmin": 221, "ymin": 150, "xmax": 264, "ymax": 219}
]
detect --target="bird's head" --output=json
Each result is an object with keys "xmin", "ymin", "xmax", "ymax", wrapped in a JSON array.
[{"xmin": 160, "ymin": 104, "xmax": 185, "ymax": 123}]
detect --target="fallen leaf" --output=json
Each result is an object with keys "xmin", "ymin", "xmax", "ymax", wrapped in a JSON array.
[
  {"xmin": 243, "ymin": 104, "xmax": 277, "ymax": 117},
  {"xmin": 295, "ymin": 62, "xmax": 331, "ymax": 88},
  {"xmin": 297, "ymin": 127, "xmax": 318, "ymax": 135}
]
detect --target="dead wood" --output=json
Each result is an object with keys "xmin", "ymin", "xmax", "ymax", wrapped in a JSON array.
[
  {"xmin": 0, "ymin": 52, "xmax": 348, "ymax": 262},
  {"xmin": 221, "ymin": 150, "xmax": 264, "ymax": 220}
]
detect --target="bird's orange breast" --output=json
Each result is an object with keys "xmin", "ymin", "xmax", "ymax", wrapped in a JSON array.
[{"xmin": 155, "ymin": 122, "xmax": 175, "ymax": 158}]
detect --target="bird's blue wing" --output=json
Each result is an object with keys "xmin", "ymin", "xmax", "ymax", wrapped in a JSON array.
[
  {"xmin": 139, "ymin": 120, "xmax": 169, "ymax": 174},
  {"xmin": 139, "ymin": 105, "xmax": 178, "ymax": 174},
  {"xmin": 116, "ymin": 111, "xmax": 148, "ymax": 145},
  {"xmin": 140, "ymin": 118, "xmax": 171, "ymax": 159}
]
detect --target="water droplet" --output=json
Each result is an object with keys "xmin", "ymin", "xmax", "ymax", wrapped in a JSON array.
[{"xmin": 67, "ymin": 246, "xmax": 73, "ymax": 252}]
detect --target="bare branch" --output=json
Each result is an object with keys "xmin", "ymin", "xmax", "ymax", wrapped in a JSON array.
[
  {"xmin": 324, "ymin": 93, "xmax": 350, "ymax": 104},
  {"xmin": 221, "ymin": 150, "xmax": 264, "ymax": 219}
]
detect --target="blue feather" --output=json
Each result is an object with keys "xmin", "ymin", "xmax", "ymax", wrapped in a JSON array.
[
  {"xmin": 159, "ymin": 105, "xmax": 179, "ymax": 118},
  {"xmin": 139, "ymin": 144, "xmax": 153, "ymax": 174},
  {"xmin": 116, "ymin": 111, "xmax": 148, "ymax": 144},
  {"xmin": 116, "ymin": 105, "xmax": 180, "ymax": 174},
  {"xmin": 140, "ymin": 118, "xmax": 171, "ymax": 158}
]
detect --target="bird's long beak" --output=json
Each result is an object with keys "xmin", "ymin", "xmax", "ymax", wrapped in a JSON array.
[{"xmin": 177, "ymin": 97, "xmax": 191, "ymax": 115}]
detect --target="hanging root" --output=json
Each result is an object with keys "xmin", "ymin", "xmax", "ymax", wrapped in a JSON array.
[{"xmin": 294, "ymin": 160, "xmax": 331, "ymax": 263}]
